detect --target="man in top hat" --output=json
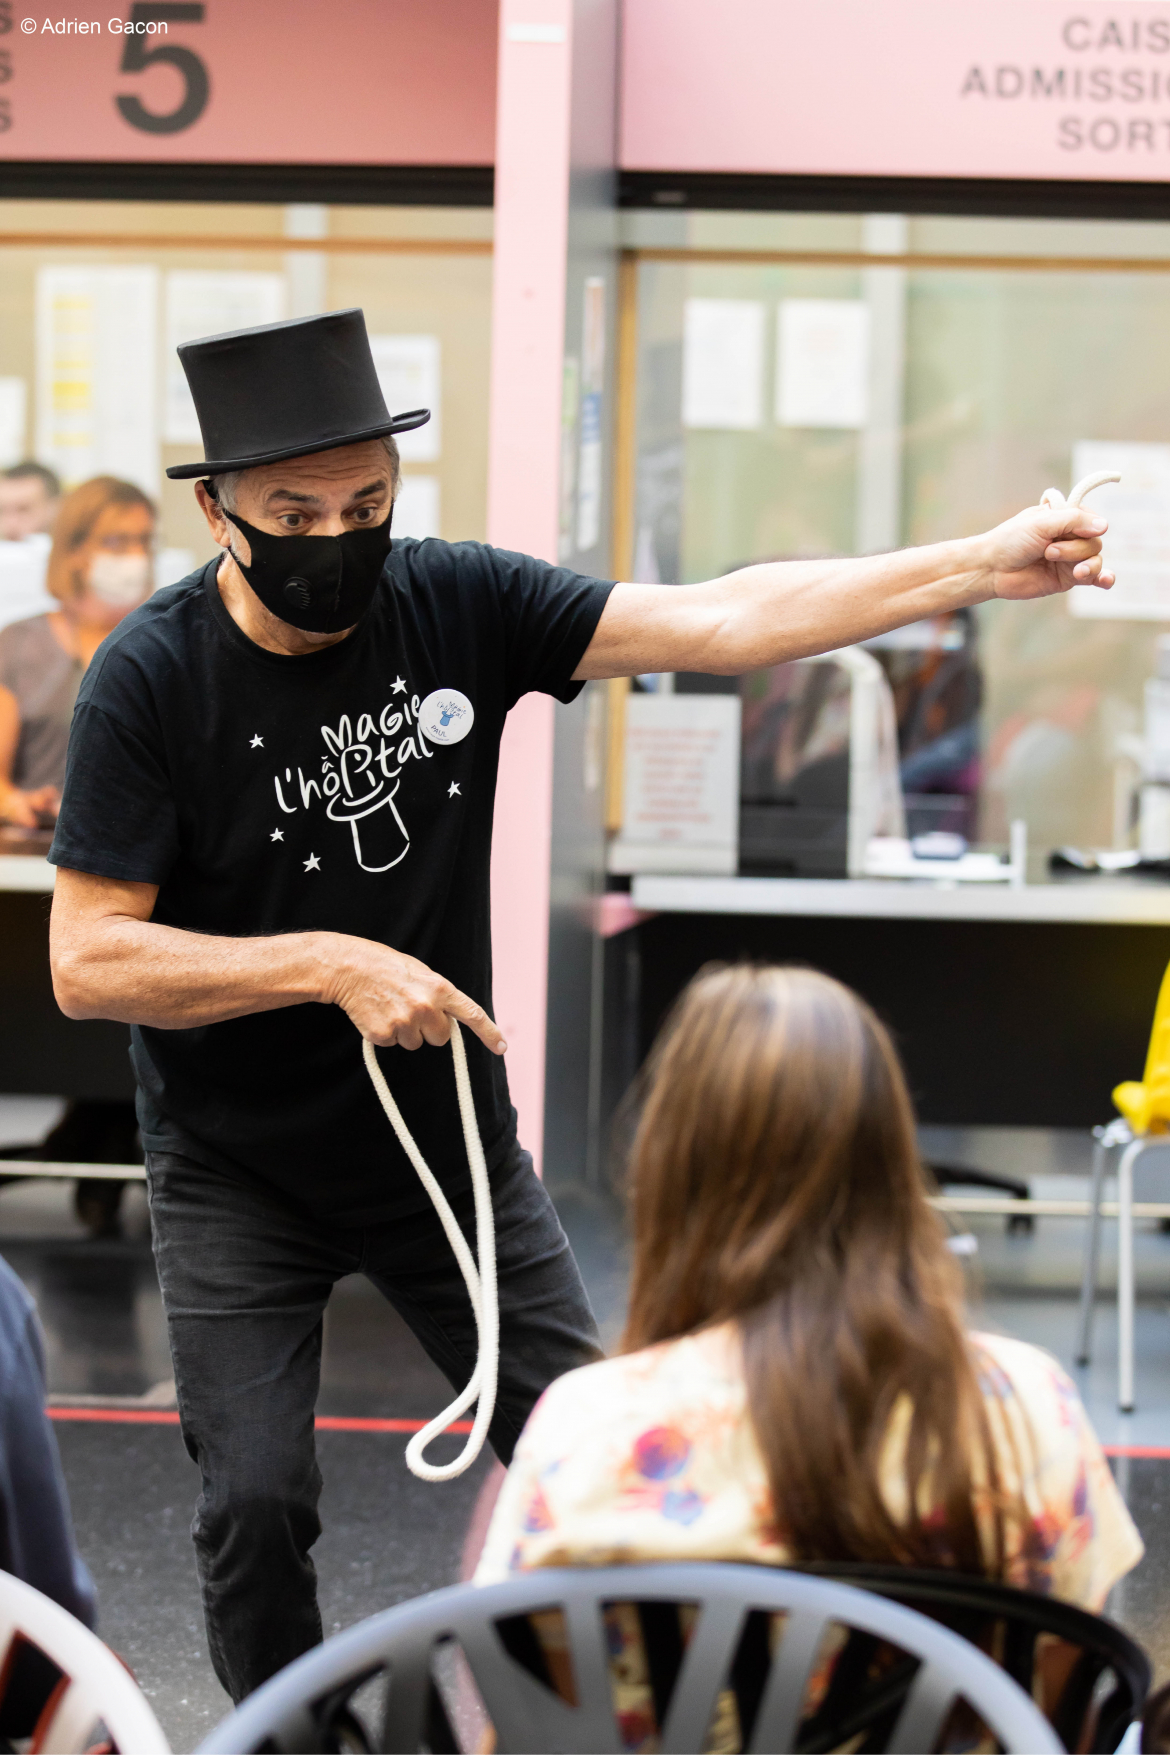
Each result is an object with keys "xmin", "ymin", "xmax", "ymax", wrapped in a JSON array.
[{"xmin": 46, "ymin": 310, "xmax": 1111, "ymax": 1700}]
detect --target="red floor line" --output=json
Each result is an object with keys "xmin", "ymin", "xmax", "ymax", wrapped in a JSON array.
[
  {"xmin": 46, "ymin": 1408, "xmax": 473, "ymax": 1433},
  {"xmin": 42, "ymin": 1411, "xmax": 1170, "ymax": 1457}
]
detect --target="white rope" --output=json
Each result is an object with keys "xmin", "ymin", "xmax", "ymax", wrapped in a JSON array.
[
  {"xmin": 361, "ymin": 1022, "xmax": 498, "ymax": 1482},
  {"xmin": 1041, "ymin": 469, "xmax": 1120, "ymax": 510}
]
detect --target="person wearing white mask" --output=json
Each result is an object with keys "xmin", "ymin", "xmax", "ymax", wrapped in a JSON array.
[
  {"xmin": 0, "ymin": 476, "xmax": 154, "ymax": 829},
  {"xmin": 0, "ymin": 463, "xmax": 63, "ymax": 637}
]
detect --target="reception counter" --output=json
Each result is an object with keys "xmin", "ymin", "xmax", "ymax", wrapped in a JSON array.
[
  {"xmin": 7, "ymin": 851, "xmax": 1170, "ymax": 1127},
  {"xmin": 0, "ymin": 853, "xmax": 136, "ymax": 1101},
  {"xmin": 617, "ymin": 872, "xmax": 1170, "ymax": 1129}
]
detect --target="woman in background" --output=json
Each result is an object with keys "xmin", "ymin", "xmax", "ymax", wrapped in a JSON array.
[
  {"xmin": 0, "ymin": 475, "xmax": 154, "ymax": 829},
  {"xmin": 0, "ymin": 477, "xmax": 155, "ymax": 1234},
  {"xmin": 480, "ymin": 963, "xmax": 1140, "ymax": 1603}
]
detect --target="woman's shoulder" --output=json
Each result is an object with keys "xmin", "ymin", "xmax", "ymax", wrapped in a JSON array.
[
  {"xmin": 0, "ymin": 614, "xmax": 56, "ymax": 682},
  {"xmin": 523, "ymin": 1328, "xmax": 746, "ymax": 1454},
  {"xmin": 969, "ymin": 1329, "xmax": 1100, "ymax": 1489},
  {"xmin": 969, "ymin": 1329, "xmax": 1079, "ymax": 1404},
  {"xmin": 0, "ymin": 612, "xmax": 53, "ymax": 654}
]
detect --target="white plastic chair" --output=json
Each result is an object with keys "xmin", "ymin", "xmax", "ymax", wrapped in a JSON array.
[
  {"xmin": 1076, "ymin": 1117, "xmax": 1170, "ymax": 1412},
  {"xmin": 196, "ymin": 1563, "xmax": 1062, "ymax": 1753},
  {"xmin": 0, "ymin": 1568, "xmax": 169, "ymax": 1752}
]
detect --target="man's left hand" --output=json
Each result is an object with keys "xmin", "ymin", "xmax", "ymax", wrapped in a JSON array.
[{"xmin": 977, "ymin": 503, "xmax": 1115, "ymax": 602}]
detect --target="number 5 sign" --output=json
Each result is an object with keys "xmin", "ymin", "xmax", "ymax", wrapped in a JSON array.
[
  {"xmin": 0, "ymin": 0, "xmax": 496, "ymax": 164},
  {"xmin": 116, "ymin": 3, "xmax": 208, "ymax": 136}
]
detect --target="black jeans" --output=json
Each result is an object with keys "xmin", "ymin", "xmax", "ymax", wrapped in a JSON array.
[{"xmin": 145, "ymin": 1145, "xmax": 601, "ymax": 1702}]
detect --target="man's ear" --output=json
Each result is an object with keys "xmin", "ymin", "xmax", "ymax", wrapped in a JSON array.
[{"xmin": 194, "ymin": 480, "xmax": 231, "ymax": 551}]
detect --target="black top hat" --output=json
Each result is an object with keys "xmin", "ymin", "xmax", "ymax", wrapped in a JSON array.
[{"xmin": 164, "ymin": 308, "xmax": 429, "ymax": 480}]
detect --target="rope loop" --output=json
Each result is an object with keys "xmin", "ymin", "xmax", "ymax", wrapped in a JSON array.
[{"xmin": 362, "ymin": 1022, "xmax": 498, "ymax": 1481}]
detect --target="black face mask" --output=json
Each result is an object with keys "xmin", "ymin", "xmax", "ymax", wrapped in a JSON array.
[{"xmin": 222, "ymin": 507, "xmax": 392, "ymax": 634}]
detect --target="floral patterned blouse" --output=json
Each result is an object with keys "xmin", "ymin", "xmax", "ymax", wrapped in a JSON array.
[{"xmin": 476, "ymin": 1324, "xmax": 1143, "ymax": 1612}]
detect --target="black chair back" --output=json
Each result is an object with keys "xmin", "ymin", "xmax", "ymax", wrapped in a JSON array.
[{"xmin": 802, "ymin": 1563, "xmax": 1149, "ymax": 1753}]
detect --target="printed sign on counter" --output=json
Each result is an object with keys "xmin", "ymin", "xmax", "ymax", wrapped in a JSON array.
[{"xmin": 610, "ymin": 693, "xmax": 742, "ymax": 875}]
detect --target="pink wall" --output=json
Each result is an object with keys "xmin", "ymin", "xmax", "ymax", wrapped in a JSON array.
[
  {"xmin": 621, "ymin": 0, "xmax": 1170, "ymax": 181},
  {"xmin": 486, "ymin": 0, "xmax": 574, "ymax": 1174},
  {"xmin": 0, "ymin": 0, "xmax": 497, "ymax": 163}
]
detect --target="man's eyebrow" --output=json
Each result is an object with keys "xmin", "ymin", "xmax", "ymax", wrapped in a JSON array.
[
  {"xmin": 263, "ymin": 477, "xmax": 388, "ymax": 507},
  {"xmin": 263, "ymin": 487, "xmax": 320, "ymax": 505}
]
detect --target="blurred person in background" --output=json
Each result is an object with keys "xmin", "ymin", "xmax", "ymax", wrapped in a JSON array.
[
  {"xmin": 0, "ymin": 1251, "xmax": 94, "ymax": 1626},
  {"xmin": 0, "ymin": 476, "xmax": 154, "ymax": 1236},
  {"xmin": 0, "ymin": 476, "xmax": 155, "ymax": 830},
  {"xmin": 0, "ymin": 463, "xmax": 60, "ymax": 544},
  {"xmin": 0, "ymin": 463, "xmax": 61, "ymax": 635}
]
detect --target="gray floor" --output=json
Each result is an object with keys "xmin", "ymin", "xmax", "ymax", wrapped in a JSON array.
[{"xmin": 1, "ymin": 1108, "xmax": 1170, "ymax": 1748}]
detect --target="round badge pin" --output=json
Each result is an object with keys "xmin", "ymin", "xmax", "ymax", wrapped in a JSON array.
[{"xmin": 418, "ymin": 688, "xmax": 474, "ymax": 747}]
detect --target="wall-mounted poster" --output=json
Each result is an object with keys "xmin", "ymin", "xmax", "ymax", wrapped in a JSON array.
[
  {"xmin": 576, "ymin": 276, "xmax": 606, "ymax": 554},
  {"xmin": 35, "ymin": 267, "xmax": 159, "ymax": 495},
  {"xmin": 1066, "ymin": 441, "xmax": 1170, "ymax": 621},
  {"xmin": 395, "ymin": 477, "xmax": 441, "ymax": 540},
  {"xmin": 682, "ymin": 299, "xmax": 765, "ymax": 431},
  {"xmin": 776, "ymin": 300, "xmax": 870, "ymax": 430},
  {"xmin": 165, "ymin": 273, "xmax": 287, "ymax": 445},
  {"xmin": 0, "ymin": 381, "xmax": 28, "ymax": 468}
]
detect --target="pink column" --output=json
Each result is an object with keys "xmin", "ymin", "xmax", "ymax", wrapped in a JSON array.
[{"xmin": 487, "ymin": 0, "xmax": 574, "ymax": 1173}]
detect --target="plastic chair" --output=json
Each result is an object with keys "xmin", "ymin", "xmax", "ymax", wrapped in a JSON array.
[
  {"xmin": 196, "ymin": 1562, "xmax": 1061, "ymax": 1754},
  {"xmin": 803, "ymin": 1562, "xmax": 1149, "ymax": 1753},
  {"xmin": 1077, "ymin": 956, "xmax": 1170, "ymax": 1410},
  {"xmin": 0, "ymin": 1567, "xmax": 170, "ymax": 1752}
]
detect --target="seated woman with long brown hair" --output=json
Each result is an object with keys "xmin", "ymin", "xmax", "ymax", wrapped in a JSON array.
[{"xmin": 478, "ymin": 965, "xmax": 1141, "ymax": 1610}]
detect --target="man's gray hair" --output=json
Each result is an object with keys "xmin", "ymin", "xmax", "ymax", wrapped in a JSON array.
[{"xmin": 208, "ymin": 434, "xmax": 400, "ymax": 513}]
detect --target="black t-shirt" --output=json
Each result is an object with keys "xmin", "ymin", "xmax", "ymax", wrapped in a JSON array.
[{"xmin": 49, "ymin": 539, "xmax": 613, "ymax": 1223}]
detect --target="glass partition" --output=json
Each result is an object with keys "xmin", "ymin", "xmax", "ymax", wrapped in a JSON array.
[
  {"xmin": 623, "ymin": 212, "xmax": 1170, "ymax": 852},
  {"xmin": 0, "ymin": 198, "xmax": 493, "ymax": 571}
]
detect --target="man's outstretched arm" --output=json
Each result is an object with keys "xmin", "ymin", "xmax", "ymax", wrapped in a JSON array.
[
  {"xmin": 49, "ymin": 868, "xmax": 505, "ymax": 1054},
  {"xmin": 574, "ymin": 501, "xmax": 1112, "ymax": 680}
]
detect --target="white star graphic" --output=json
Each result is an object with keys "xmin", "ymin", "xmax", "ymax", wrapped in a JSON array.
[
  {"xmin": 448, "ymin": 782, "xmax": 461, "ymax": 797},
  {"xmin": 270, "ymin": 829, "xmax": 284, "ymax": 842},
  {"xmin": 391, "ymin": 676, "xmax": 407, "ymax": 695},
  {"xmin": 304, "ymin": 853, "xmax": 321, "ymax": 872},
  {"xmin": 250, "ymin": 734, "xmax": 264, "ymax": 748}
]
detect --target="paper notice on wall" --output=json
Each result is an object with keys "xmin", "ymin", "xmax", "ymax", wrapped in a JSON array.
[
  {"xmin": 1066, "ymin": 441, "xmax": 1170, "ymax": 620},
  {"xmin": 394, "ymin": 475, "xmax": 440, "ymax": 540},
  {"xmin": 164, "ymin": 272, "xmax": 287, "ymax": 445},
  {"xmin": 0, "ymin": 380, "xmax": 27, "ymax": 467},
  {"xmin": 369, "ymin": 335, "xmax": 440, "ymax": 463},
  {"xmin": 682, "ymin": 299, "xmax": 765, "ymax": 430},
  {"xmin": 576, "ymin": 276, "xmax": 606, "ymax": 554},
  {"xmin": 36, "ymin": 267, "xmax": 159, "ymax": 494},
  {"xmin": 776, "ymin": 299, "xmax": 870, "ymax": 429},
  {"xmin": 558, "ymin": 354, "xmax": 580, "ymax": 562},
  {"xmin": 610, "ymin": 693, "xmax": 742, "ymax": 875}
]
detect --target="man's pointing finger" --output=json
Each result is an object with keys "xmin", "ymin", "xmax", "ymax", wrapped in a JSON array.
[{"xmin": 446, "ymin": 990, "xmax": 507, "ymax": 1055}]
